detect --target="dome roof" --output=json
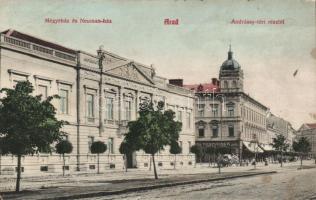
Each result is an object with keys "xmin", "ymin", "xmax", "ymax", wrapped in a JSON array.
[{"xmin": 221, "ymin": 46, "xmax": 240, "ymax": 70}]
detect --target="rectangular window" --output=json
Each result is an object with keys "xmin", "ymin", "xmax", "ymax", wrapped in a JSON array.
[
  {"xmin": 227, "ymin": 106, "xmax": 234, "ymax": 117},
  {"xmin": 108, "ymin": 138, "xmax": 114, "ymax": 154},
  {"xmin": 88, "ymin": 136, "xmax": 94, "ymax": 153},
  {"xmin": 106, "ymin": 97, "xmax": 114, "ymax": 120},
  {"xmin": 179, "ymin": 141, "xmax": 182, "ymax": 149},
  {"xmin": 197, "ymin": 104, "xmax": 205, "ymax": 117},
  {"xmin": 188, "ymin": 141, "xmax": 192, "ymax": 152},
  {"xmin": 198, "ymin": 110, "xmax": 204, "ymax": 117},
  {"xmin": 38, "ymin": 85, "xmax": 48, "ymax": 99},
  {"xmin": 211, "ymin": 104, "xmax": 218, "ymax": 117},
  {"xmin": 186, "ymin": 112, "xmax": 191, "ymax": 128},
  {"xmin": 212, "ymin": 125, "xmax": 218, "ymax": 137},
  {"xmin": 229, "ymin": 125, "xmax": 234, "ymax": 137},
  {"xmin": 59, "ymin": 89, "xmax": 69, "ymax": 114},
  {"xmin": 124, "ymin": 100, "xmax": 132, "ymax": 120},
  {"xmin": 198, "ymin": 128, "xmax": 205, "ymax": 137},
  {"xmin": 87, "ymin": 94, "xmax": 94, "ymax": 118}
]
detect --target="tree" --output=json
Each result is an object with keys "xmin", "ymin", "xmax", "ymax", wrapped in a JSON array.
[
  {"xmin": 0, "ymin": 139, "xmax": 5, "ymax": 176},
  {"xmin": 190, "ymin": 144, "xmax": 203, "ymax": 167},
  {"xmin": 119, "ymin": 141, "xmax": 131, "ymax": 172},
  {"xmin": 215, "ymin": 146, "xmax": 230, "ymax": 174},
  {"xmin": 293, "ymin": 137, "xmax": 311, "ymax": 168},
  {"xmin": 0, "ymin": 81, "xmax": 67, "ymax": 192},
  {"xmin": 169, "ymin": 141, "xmax": 182, "ymax": 169},
  {"xmin": 124, "ymin": 100, "xmax": 182, "ymax": 179},
  {"xmin": 56, "ymin": 140, "xmax": 73, "ymax": 176},
  {"xmin": 205, "ymin": 146, "xmax": 215, "ymax": 167},
  {"xmin": 90, "ymin": 141, "xmax": 107, "ymax": 174},
  {"xmin": 272, "ymin": 134, "xmax": 289, "ymax": 167}
]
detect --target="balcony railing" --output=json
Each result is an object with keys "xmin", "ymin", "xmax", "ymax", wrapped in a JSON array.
[{"xmin": 1, "ymin": 34, "xmax": 77, "ymax": 63}]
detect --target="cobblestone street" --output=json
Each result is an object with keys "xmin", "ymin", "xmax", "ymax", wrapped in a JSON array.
[
  {"xmin": 1, "ymin": 161, "xmax": 315, "ymax": 200},
  {"xmin": 90, "ymin": 164, "xmax": 316, "ymax": 200}
]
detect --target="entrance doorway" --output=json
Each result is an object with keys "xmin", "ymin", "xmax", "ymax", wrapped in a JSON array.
[{"xmin": 127, "ymin": 151, "xmax": 137, "ymax": 168}]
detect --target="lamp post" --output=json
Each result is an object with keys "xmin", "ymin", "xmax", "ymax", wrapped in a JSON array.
[
  {"xmin": 251, "ymin": 133, "xmax": 258, "ymax": 169},
  {"xmin": 97, "ymin": 46, "xmax": 106, "ymax": 136}
]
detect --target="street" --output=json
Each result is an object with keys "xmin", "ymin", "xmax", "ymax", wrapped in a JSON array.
[{"xmin": 90, "ymin": 166, "xmax": 316, "ymax": 200}]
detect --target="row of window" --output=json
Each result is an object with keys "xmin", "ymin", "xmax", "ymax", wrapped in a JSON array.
[
  {"xmin": 43, "ymin": 87, "xmax": 133, "ymax": 121},
  {"xmin": 198, "ymin": 124, "xmax": 234, "ymax": 138},
  {"xmin": 223, "ymin": 80, "xmax": 238, "ymax": 89},
  {"xmin": 244, "ymin": 127, "xmax": 267, "ymax": 142},
  {"xmin": 166, "ymin": 106, "xmax": 192, "ymax": 129},
  {"xmin": 241, "ymin": 107, "xmax": 265, "ymax": 126},
  {"xmin": 197, "ymin": 103, "xmax": 235, "ymax": 117}
]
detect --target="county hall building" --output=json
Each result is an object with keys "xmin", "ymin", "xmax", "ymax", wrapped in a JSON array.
[{"xmin": 0, "ymin": 29, "xmax": 195, "ymax": 175}]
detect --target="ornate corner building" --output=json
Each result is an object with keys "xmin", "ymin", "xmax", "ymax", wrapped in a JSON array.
[
  {"xmin": 183, "ymin": 47, "xmax": 271, "ymax": 161},
  {"xmin": 0, "ymin": 29, "xmax": 196, "ymax": 174}
]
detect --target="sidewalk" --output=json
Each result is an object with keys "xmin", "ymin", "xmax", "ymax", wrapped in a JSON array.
[
  {"xmin": 1, "ymin": 170, "xmax": 277, "ymax": 200},
  {"xmin": 0, "ymin": 160, "xmax": 314, "ymax": 200}
]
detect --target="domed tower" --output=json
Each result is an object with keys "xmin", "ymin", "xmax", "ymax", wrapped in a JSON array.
[{"xmin": 219, "ymin": 45, "xmax": 244, "ymax": 93}]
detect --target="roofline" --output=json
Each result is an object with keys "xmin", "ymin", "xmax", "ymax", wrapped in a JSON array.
[{"xmin": 1, "ymin": 29, "xmax": 76, "ymax": 54}]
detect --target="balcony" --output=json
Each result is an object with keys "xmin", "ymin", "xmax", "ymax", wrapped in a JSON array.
[{"xmin": 119, "ymin": 120, "xmax": 129, "ymax": 127}]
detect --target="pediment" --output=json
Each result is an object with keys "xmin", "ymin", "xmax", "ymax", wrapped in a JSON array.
[{"xmin": 106, "ymin": 62, "xmax": 154, "ymax": 85}]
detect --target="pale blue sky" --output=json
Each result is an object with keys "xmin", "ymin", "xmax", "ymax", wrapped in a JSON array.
[{"xmin": 0, "ymin": 0, "xmax": 315, "ymax": 128}]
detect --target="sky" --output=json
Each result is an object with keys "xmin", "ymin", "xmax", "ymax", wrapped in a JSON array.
[{"xmin": 0, "ymin": 0, "xmax": 315, "ymax": 129}]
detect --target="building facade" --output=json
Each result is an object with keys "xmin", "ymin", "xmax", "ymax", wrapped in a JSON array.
[
  {"xmin": 297, "ymin": 123, "xmax": 316, "ymax": 157},
  {"xmin": 266, "ymin": 113, "xmax": 296, "ymax": 150},
  {"xmin": 0, "ymin": 29, "xmax": 195, "ymax": 175},
  {"xmin": 183, "ymin": 47, "xmax": 270, "ymax": 162}
]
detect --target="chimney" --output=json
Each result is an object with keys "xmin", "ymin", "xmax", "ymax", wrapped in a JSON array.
[
  {"xmin": 211, "ymin": 78, "xmax": 218, "ymax": 85},
  {"xmin": 169, "ymin": 79, "xmax": 183, "ymax": 87}
]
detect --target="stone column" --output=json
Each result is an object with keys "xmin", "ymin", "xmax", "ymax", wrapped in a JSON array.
[{"xmin": 135, "ymin": 90, "xmax": 139, "ymax": 118}]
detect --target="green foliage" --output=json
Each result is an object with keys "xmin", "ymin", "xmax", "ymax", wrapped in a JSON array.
[
  {"xmin": 56, "ymin": 140, "xmax": 73, "ymax": 154},
  {"xmin": 0, "ymin": 81, "xmax": 68, "ymax": 155},
  {"xmin": 124, "ymin": 101, "xmax": 182, "ymax": 155},
  {"xmin": 90, "ymin": 141, "xmax": 107, "ymax": 154},
  {"xmin": 272, "ymin": 134, "xmax": 289, "ymax": 152},
  {"xmin": 190, "ymin": 144, "xmax": 202, "ymax": 156},
  {"xmin": 0, "ymin": 81, "xmax": 68, "ymax": 191},
  {"xmin": 124, "ymin": 100, "xmax": 181, "ymax": 179},
  {"xmin": 119, "ymin": 141, "xmax": 131, "ymax": 155},
  {"xmin": 216, "ymin": 146, "xmax": 230, "ymax": 155},
  {"xmin": 205, "ymin": 146, "xmax": 215, "ymax": 155},
  {"xmin": 293, "ymin": 137, "xmax": 311, "ymax": 154},
  {"xmin": 169, "ymin": 141, "xmax": 182, "ymax": 155}
]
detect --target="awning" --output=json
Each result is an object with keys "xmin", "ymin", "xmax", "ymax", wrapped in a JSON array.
[
  {"xmin": 258, "ymin": 143, "xmax": 274, "ymax": 151},
  {"xmin": 243, "ymin": 141, "xmax": 264, "ymax": 153}
]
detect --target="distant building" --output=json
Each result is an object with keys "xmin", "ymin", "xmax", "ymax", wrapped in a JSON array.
[
  {"xmin": 182, "ymin": 47, "xmax": 270, "ymax": 161},
  {"xmin": 297, "ymin": 123, "xmax": 316, "ymax": 156},
  {"xmin": 0, "ymin": 29, "xmax": 195, "ymax": 175},
  {"xmin": 266, "ymin": 113, "xmax": 296, "ymax": 150}
]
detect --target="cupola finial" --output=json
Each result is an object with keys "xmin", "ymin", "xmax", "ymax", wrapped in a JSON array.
[{"xmin": 228, "ymin": 44, "xmax": 233, "ymax": 60}]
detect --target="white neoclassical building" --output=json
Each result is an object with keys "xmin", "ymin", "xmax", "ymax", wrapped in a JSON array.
[{"xmin": 0, "ymin": 29, "xmax": 196, "ymax": 175}]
